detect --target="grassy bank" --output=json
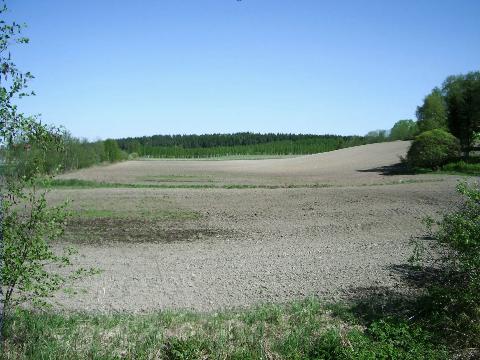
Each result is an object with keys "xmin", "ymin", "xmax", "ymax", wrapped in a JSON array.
[
  {"xmin": 441, "ymin": 159, "xmax": 480, "ymax": 176},
  {"xmin": 1, "ymin": 298, "xmax": 448, "ymax": 360},
  {"xmin": 410, "ymin": 159, "xmax": 480, "ymax": 177}
]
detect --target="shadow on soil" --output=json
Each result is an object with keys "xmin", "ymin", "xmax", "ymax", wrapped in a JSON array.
[
  {"xmin": 343, "ymin": 263, "xmax": 441, "ymax": 323},
  {"xmin": 356, "ymin": 162, "xmax": 415, "ymax": 176},
  {"xmin": 340, "ymin": 249, "xmax": 478, "ymax": 358}
]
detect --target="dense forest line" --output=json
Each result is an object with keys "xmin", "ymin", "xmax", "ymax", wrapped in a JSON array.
[
  {"xmin": 116, "ymin": 132, "xmax": 378, "ymax": 151},
  {"xmin": 116, "ymin": 132, "xmax": 390, "ymax": 158}
]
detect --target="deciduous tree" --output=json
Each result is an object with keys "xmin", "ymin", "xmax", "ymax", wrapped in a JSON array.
[
  {"xmin": 442, "ymin": 72, "xmax": 480, "ymax": 157},
  {"xmin": 390, "ymin": 119, "xmax": 418, "ymax": 140},
  {"xmin": 416, "ymin": 88, "xmax": 448, "ymax": 132},
  {"xmin": 0, "ymin": 1, "xmax": 94, "ymax": 343}
]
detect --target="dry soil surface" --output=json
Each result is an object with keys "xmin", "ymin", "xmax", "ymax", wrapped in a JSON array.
[
  {"xmin": 61, "ymin": 141, "xmax": 433, "ymax": 186},
  {"xmin": 50, "ymin": 141, "xmax": 469, "ymax": 313}
]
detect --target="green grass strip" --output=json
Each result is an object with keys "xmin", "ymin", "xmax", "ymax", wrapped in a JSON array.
[
  {"xmin": 39, "ymin": 178, "xmax": 446, "ymax": 190},
  {"xmin": 39, "ymin": 178, "xmax": 334, "ymax": 190}
]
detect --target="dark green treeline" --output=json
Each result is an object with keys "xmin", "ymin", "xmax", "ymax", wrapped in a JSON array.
[{"xmin": 116, "ymin": 132, "xmax": 389, "ymax": 158}]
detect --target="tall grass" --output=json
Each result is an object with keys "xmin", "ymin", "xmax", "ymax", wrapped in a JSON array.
[
  {"xmin": 1, "ymin": 299, "xmax": 447, "ymax": 359},
  {"xmin": 441, "ymin": 159, "xmax": 480, "ymax": 175}
]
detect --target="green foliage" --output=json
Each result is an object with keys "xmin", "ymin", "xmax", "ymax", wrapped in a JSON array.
[
  {"xmin": 39, "ymin": 178, "xmax": 335, "ymax": 190},
  {"xmin": 163, "ymin": 337, "xmax": 210, "ymax": 360},
  {"xmin": 411, "ymin": 182, "xmax": 480, "ymax": 352},
  {"xmin": 116, "ymin": 132, "xmax": 389, "ymax": 158},
  {"xmin": 438, "ymin": 182, "xmax": 480, "ymax": 263},
  {"xmin": 365, "ymin": 129, "xmax": 388, "ymax": 142},
  {"xmin": 0, "ymin": 0, "xmax": 95, "ymax": 327},
  {"xmin": 441, "ymin": 158, "xmax": 480, "ymax": 175},
  {"xmin": 1, "ymin": 180, "xmax": 78, "ymax": 309},
  {"xmin": 9, "ymin": 131, "xmax": 395, "ymax": 167},
  {"xmin": 15, "ymin": 132, "xmax": 388, "ymax": 169},
  {"xmin": 410, "ymin": 70, "xmax": 480, "ymax": 171},
  {"xmin": 103, "ymin": 138, "xmax": 123, "ymax": 163},
  {"xmin": 314, "ymin": 320, "xmax": 446, "ymax": 360},
  {"xmin": 389, "ymin": 119, "xmax": 418, "ymax": 140},
  {"xmin": 8, "ymin": 130, "xmax": 397, "ymax": 172},
  {"xmin": 7, "ymin": 133, "xmax": 128, "ymax": 174},
  {"xmin": 416, "ymin": 88, "xmax": 448, "ymax": 132},
  {"xmin": 56, "ymin": 134, "xmax": 109, "ymax": 170},
  {"xmin": 406, "ymin": 129, "xmax": 460, "ymax": 169},
  {"xmin": 1, "ymin": 299, "xmax": 449, "ymax": 359},
  {"xmin": 414, "ymin": 72, "xmax": 480, "ymax": 157},
  {"xmin": 442, "ymin": 71, "xmax": 480, "ymax": 155},
  {"xmin": 47, "ymin": 135, "xmax": 123, "ymax": 171}
]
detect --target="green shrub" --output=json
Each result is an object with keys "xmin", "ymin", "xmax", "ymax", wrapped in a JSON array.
[
  {"xmin": 306, "ymin": 320, "xmax": 447, "ymax": 360},
  {"xmin": 406, "ymin": 129, "xmax": 460, "ymax": 169},
  {"xmin": 436, "ymin": 182, "xmax": 480, "ymax": 292},
  {"xmin": 412, "ymin": 181, "xmax": 480, "ymax": 351}
]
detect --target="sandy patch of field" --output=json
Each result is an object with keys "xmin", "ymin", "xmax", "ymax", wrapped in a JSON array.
[{"xmin": 49, "ymin": 142, "xmax": 469, "ymax": 312}]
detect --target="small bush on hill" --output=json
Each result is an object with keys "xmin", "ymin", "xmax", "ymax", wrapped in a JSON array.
[{"xmin": 407, "ymin": 129, "xmax": 460, "ymax": 169}]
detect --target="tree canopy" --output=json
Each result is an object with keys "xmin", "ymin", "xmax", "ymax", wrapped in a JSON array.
[
  {"xmin": 442, "ymin": 71, "xmax": 480, "ymax": 155},
  {"xmin": 390, "ymin": 119, "xmax": 418, "ymax": 140},
  {"xmin": 416, "ymin": 88, "xmax": 448, "ymax": 133}
]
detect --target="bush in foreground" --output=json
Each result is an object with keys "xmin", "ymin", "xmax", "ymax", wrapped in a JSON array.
[
  {"xmin": 430, "ymin": 182, "xmax": 480, "ymax": 343},
  {"xmin": 411, "ymin": 181, "xmax": 480, "ymax": 355},
  {"xmin": 406, "ymin": 129, "xmax": 460, "ymax": 170}
]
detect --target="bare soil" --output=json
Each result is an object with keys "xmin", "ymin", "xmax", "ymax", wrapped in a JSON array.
[
  {"xmin": 60, "ymin": 141, "xmax": 432, "ymax": 186},
  {"xmin": 50, "ymin": 141, "xmax": 468, "ymax": 312}
]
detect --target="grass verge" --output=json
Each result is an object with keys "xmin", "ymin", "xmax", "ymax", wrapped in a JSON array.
[
  {"xmin": 440, "ymin": 159, "xmax": 480, "ymax": 176},
  {"xmin": 412, "ymin": 158, "xmax": 480, "ymax": 176},
  {"xmin": 1, "ymin": 298, "xmax": 448, "ymax": 360}
]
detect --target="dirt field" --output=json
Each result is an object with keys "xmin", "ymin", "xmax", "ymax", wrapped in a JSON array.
[
  {"xmin": 61, "ymin": 141, "xmax": 432, "ymax": 186},
  {"xmin": 50, "ymin": 141, "xmax": 465, "ymax": 312}
]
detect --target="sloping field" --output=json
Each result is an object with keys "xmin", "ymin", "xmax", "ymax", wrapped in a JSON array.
[
  {"xmin": 50, "ymin": 141, "xmax": 463, "ymax": 312},
  {"xmin": 60, "ymin": 141, "xmax": 431, "ymax": 186}
]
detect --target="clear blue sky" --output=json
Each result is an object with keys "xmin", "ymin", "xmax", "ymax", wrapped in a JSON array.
[{"xmin": 7, "ymin": 0, "xmax": 480, "ymax": 140}]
